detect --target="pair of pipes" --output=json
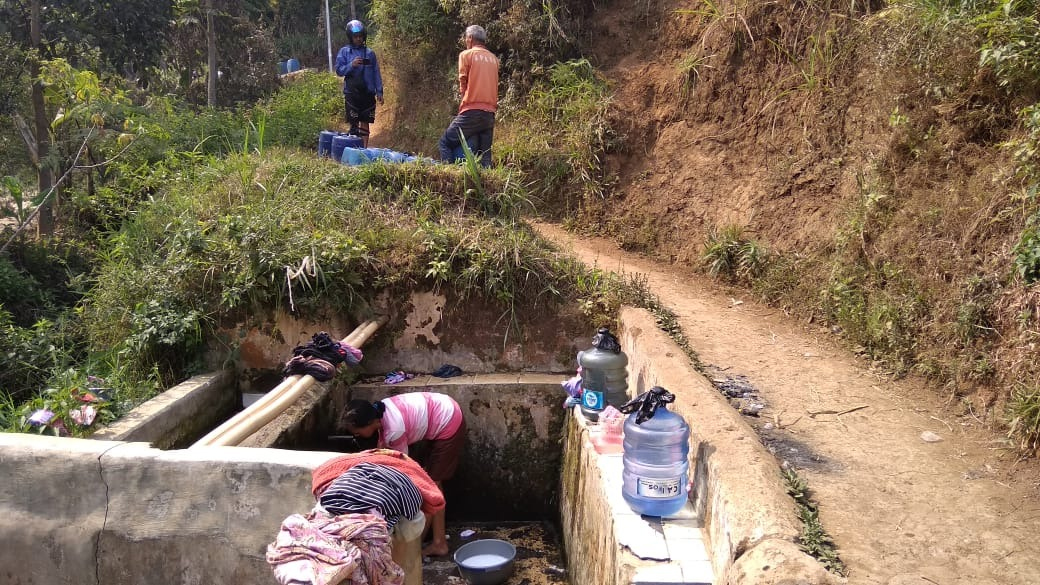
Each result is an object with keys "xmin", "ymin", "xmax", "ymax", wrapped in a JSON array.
[{"xmin": 191, "ymin": 317, "xmax": 387, "ymax": 448}]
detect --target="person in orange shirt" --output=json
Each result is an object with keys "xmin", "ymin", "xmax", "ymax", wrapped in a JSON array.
[{"xmin": 438, "ymin": 25, "xmax": 499, "ymax": 168}]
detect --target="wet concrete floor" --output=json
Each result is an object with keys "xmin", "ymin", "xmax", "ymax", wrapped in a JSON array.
[{"xmin": 422, "ymin": 521, "xmax": 567, "ymax": 585}]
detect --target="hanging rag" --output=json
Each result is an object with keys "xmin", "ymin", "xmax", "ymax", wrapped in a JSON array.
[
  {"xmin": 293, "ymin": 332, "xmax": 350, "ymax": 366},
  {"xmin": 341, "ymin": 344, "xmax": 364, "ymax": 367},
  {"xmin": 284, "ymin": 356, "xmax": 338, "ymax": 382},
  {"xmin": 618, "ymin": 386, "xmax": 676, "ymax": 424}
]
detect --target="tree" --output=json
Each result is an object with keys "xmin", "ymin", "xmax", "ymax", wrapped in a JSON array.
[{"xmin": 0, "ymin": 0, "xmax": 172, "ymax": 235}]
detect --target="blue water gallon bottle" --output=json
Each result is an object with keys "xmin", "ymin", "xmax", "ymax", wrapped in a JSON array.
[
  {"xmin": 318, "ymin": 130, "xmax": 335, "ymax": 157},
  {"xmin": 278, "ymin": 61, "xmax": 288, "ymax": 75},
  {"xmin": 578, "ymin": 327, "xmax": 628, "ymax": 422},
  {"xmin": 331, "ymin": 134, "xmax": 353, "ymax": 162},
  {"xmin": 286, "ymin": 58, "xmax": 300, "ymax": 73},
  {"xmin": 621, "ymin": 386, "xmax": 691, "ymax": 517},
  {"xmin": 341, "ymin": 147, "xmax": 369, "ymax": 166}
]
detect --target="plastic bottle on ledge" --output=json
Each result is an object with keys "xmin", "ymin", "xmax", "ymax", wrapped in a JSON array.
[
  {"xmin": 577, "ymin": 327, "xmax": 628, "ymax": 423},
  {"xmin": 620, "ymin": 386, "xmax": 691, "ymax": 517}
]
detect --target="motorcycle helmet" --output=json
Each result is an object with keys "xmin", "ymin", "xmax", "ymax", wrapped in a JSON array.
[{"xmin": 346, "ymin": 20, "xmax": 367, "ymax": 43}]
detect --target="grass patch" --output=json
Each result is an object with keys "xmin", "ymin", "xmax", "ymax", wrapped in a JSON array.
[
  {"xmin": 1007, "ymin": 383, "xmax": 1040, "ymax": 451},
  {"xmin": 703, "ymin": 224, "xmax": 771, "ymax": 284},
  {"xmin": 783, "ymin": 466, "xmax": 847, "ymax": 576},
  {"xmin": 497, "ymin": 59, "xmax": 615, "ymax": 216}
]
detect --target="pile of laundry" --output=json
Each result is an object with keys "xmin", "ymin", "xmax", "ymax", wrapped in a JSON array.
[
  {"xmin": 283, "ymin": 332, "xmax": 364, "ymax": 382},
  {"xmin": 267, "ymin": 449, "xmax": 445, "ymax": 585}
]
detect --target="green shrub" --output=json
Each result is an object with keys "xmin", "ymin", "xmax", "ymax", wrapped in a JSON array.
[
  {"xmin": 703, "ymin": 224, "xmax": 770, "ymax": 282},
  {"xmin": 260, "ymin": 72, "xmax": 344, "ymax": 148},
  {"xmin": 977, "ymin": 0, "xmax": 1040, "ymax": 97},
  {"xmin": 499, "ymin": 59, "xmax": 614, "ymax": 211},
  {"xmin": 1008, "ymin": 383, "xmax": 1040, "ymax": 451},
  {"xmin": 0, "ymin": 311, "xmax": 84, "ymax": 404},
  {"xmin": 0, "ymin": 258, "xmax": 53, "ymax": 327},
  {"xmin": 1013, "ymin": 214, "xmax": 1040, "ymax": 283},
  {"xmin": 821, "ymin": 263, "xmax": 926, "ymax": 370}
]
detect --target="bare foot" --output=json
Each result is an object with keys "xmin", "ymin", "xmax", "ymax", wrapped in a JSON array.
[{"xmin": 422, "ymin": 542, "xmax": 449, "ymax": 556}]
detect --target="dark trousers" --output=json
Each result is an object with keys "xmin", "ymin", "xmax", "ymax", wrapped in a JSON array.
[
  {"xmin": 344, "ymin": 92, "xmax": 376, "ymax": 136},
  {"xmin": 438, "ymin": 110, "xmax": 495, "ymax": 168}
]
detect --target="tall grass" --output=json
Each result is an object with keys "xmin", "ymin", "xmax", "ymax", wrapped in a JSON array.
[
  {"xmin": 702, "ymin": 225, "xmax": 770, "ymax": 283},
  {"xmin": 498, "ymin": 59, "xmax": 614, "ymax": 214}
]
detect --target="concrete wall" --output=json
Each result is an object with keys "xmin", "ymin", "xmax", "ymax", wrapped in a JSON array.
[
  {"xmin": 0, "ymin": 307, "xmax": 845, "ymax": 585},
  {"xmin": 615, "ymin": 308, "xmax": 842, "ymax": 585},
  {"xmin": 345, "ymin": 374, "xmax": 566, "ymax": 521},
  {"xmin": 93, "ymin": 370, "xmax": 237, "ymax": 449},
  {"xmin": 230, "ymin": 291, "xmax": 591, "ymax": 393},
  {"xmin": 0, "ymin": 433, "xmax": 331, "ymax": 585}
]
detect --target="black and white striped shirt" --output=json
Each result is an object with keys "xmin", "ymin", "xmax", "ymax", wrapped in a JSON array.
[{"xmin": 318, "ymin": 462, "xmax": 422, "ymax": 530}]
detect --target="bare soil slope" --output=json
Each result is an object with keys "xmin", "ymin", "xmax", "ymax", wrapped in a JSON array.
[
  {"xmin": 535, "ymin": 222, "xmax": 1040, "ymax": 585},
  {"xmin": 574, "ymin": 0, "xmax": 1040, "ymax": 406}
]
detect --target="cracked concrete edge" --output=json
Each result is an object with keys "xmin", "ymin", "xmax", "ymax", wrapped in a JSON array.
[
  {"xmin": 92, "ymin": 369, "xmax": 236, "ymax": 448},
  {"xmin": 725, "ymin": 539, "xmax": 844, "ymax": 585},
  {"xmin": 0, "ymin": 433, "xmax": 339, "ymax": 584},
  {"xmin": 618, "ymin": 307, "xmax": 845, "ymax": 584}
]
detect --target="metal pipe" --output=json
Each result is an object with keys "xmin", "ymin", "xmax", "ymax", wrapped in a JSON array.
[
  {"xmin": 191, "ymin": 316, "xmax": 386, "ymax": 448},
  {"xmin": 324, "ymin": 0, "xmax": 334, "ymax": 73}
]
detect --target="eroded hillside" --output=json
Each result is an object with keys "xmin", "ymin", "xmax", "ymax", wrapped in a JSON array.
[{"xmin": 576, "ymin": 0, "xmax": 1038, "ymax": 420}]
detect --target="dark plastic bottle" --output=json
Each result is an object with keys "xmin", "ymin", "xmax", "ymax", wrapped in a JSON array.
[{"xmin": 577, "ymin": 328, "xmax": 628, "ymax": 422}]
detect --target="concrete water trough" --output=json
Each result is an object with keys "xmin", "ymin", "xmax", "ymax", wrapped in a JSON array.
[{"xmin": 0, "ymin": 307, "xmax": 842, "ymax": 585}]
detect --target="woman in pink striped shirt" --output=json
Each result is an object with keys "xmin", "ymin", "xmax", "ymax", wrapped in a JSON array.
[{"xmin": 341, "ymin": 392, "xmax": 466, "ymax": 556}]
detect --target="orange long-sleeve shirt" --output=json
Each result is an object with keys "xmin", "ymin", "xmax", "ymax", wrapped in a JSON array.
[{"xmin": 458, "ymin": 44, "xmax": 499, "ymax": 114}]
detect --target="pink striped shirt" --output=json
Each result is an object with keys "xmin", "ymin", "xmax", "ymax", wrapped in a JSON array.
[{"xmin": 377, "ymin": 393, "xmax": 463, "ymax": 455}]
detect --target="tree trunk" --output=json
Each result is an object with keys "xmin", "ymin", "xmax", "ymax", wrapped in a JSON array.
[
  {"xmin": 30, "ymin": 0, "xmax": 54, "ymax": 236},
  {"xmin": 206, "ymin": 0, "xmax": 217, "ymax": 107}
]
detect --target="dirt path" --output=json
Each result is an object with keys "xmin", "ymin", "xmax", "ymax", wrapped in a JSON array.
[{"xmin": 532, "ymin": 222, "xmax": 1040, "ymax": 585}]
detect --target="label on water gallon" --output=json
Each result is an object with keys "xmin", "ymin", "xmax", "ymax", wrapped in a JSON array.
[
  {"xmin": 582, "ymin": 390, "xmax": 605, "ymax": 411},
  {"xmin": 636, "ymin": 476, "xmax": 682, "ymax": 498}
]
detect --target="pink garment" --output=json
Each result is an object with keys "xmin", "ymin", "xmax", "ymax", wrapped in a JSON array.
[
  {"xmin": 377, "ymin": 393, "xmax": 463, "ymax": 455},
  {"xmin": 266, "ymin": 511, "xmax": 403, "ymax": 585}
]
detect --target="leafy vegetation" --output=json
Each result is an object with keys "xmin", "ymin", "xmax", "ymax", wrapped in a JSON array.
[
  {"xmin": 1007, "ymin": 382, "xmax": 1040, "ymax": 450},
  {"xmin": 703, "ymin": 224, "xmax": 771, "ymax": 283},
  {"xmin": 783, "ymin": 466, "xmax": 846, "ymax": 576},
  {"xmin": 0, "ymin": 57, "xmax": 623, "ymax": 431},
  {"xmin": 497, "ymin": 59, "xmax": 615, "ymax": 215}
]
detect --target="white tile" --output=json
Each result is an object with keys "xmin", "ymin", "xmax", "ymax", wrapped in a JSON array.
[
  {"xmin": 680, "ymin": 559, "xmax": 714, "ymax": 585},
  {"xmin": 632, "ymin": 562, "xmax": 685, "ymax": 584},
  {"xmin": 617, "ymin": 516, "xmax": 669, "ymax": 560},
  {"xmin": 660, "ymin": 501, "xmax": 698, "ymax": 520},
  {"xmin": 665, "ymin": 537, "xmax": 710, "ymax": 563},
  {"xmin": 597, "ymin": 454, "xmax": 624, "ymax": 479},
  {"xmin": 661, "ymin": 518, "xmax": 705, "ymax": 542}
]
